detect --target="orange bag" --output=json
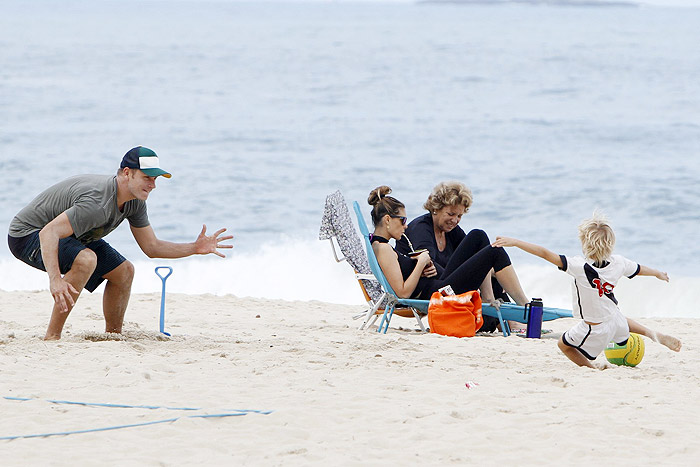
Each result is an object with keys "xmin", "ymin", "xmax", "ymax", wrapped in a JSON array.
[{"xmin": 427, "ymin": 290, "xmax": 483, "ymax": 337}]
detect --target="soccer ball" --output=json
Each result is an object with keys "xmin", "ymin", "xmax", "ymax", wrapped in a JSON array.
[{"xmin": 604, "ymin": 333, "xmax": 645, "ymax": 367}]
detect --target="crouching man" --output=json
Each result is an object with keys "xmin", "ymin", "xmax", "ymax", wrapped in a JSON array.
[{"xmin": 7, "ymin": 146, "xmax": 232, "ymax": 340}]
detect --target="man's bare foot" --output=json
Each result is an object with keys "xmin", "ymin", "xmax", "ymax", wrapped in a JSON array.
[{"xmin": 43, "ymin": 332, "xmax": 61, "ymax": 341}]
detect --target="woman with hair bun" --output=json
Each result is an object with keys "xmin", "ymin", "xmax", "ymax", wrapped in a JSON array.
[{"xmin": 367, "ymin": 186, "xmax": 529, "ymax": 310}]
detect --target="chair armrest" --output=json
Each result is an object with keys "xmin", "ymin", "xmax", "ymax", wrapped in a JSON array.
[{"xmin": 328, "ymin": 238, "xmax": 346, "ymax": 263}]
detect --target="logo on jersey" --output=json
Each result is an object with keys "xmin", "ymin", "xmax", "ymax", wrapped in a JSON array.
[
  {"xmin": 592, "ymin": 278, "xmax": 614, "ymax": 297},
  {"xmin": 584, "ymin": 264, "xmax": 618, "ymax": 305}
]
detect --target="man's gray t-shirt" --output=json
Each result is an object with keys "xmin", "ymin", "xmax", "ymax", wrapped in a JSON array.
[{"xmin": 8, "ymin": 174, "xmax": 150, "ymax": 244}]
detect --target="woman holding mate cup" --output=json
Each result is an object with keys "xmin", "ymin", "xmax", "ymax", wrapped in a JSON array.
[{"xmin": 367, "ymin": 186, "xmax": 529, "ymax": 316}]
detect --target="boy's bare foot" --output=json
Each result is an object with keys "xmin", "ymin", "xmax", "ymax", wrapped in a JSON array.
[{"xmin": 654, "ymin": 332, "xmax": 682, "ymax": 352}]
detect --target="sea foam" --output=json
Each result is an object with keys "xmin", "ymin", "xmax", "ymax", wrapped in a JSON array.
[{"xmin": 1, "ymin": 238, "xmax": 696, "ymax": 319}]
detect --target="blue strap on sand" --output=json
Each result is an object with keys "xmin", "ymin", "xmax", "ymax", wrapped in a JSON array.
[
  {"xmin": 0, "ymin": 413, "xmax": 247, "ymax": 441},
  {"xmin": 1, "ymin": 396, "xmax": 273, "ymax": 440},
  {"xmin": 3, "ymin": 396, "xmax": 198, "ymax": 411},
  {"xmin": 3, "ymin": 396, "xmax": 273, "ymax": 415},
  {"xmin": 155, "ymin": 266, "xmax": 173, "ymax": 336}
]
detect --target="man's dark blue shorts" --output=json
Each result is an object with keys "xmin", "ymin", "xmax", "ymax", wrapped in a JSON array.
[{"xmin": 7, "ymin": 232, "xmax": 127, "ymax": 293}]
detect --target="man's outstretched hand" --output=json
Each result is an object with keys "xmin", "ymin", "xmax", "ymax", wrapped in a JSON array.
[{"xmin": 194, "ymin": 224, "xmax": 234, "ymax": 258}]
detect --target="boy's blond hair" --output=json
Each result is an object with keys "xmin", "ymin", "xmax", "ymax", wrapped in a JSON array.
[{"xmin": 578, "ymin": 211, "xmax": 615, "ymax": 264}]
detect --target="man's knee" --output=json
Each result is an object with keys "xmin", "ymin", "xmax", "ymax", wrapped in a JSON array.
[
  {"xmin": 72, "ymin": 249, "xmax": 98, "ymax": 275},
  {"xmin": 122, "ymin": 260, "xmax": 135, "ymax": 282},
  {"xmin": 107, "ymin": 260, "xmax": 135, "ymax": 286}
]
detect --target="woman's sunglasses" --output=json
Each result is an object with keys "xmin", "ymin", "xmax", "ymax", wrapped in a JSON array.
[{"xmin": 390, "ymin": 215, "xmax": 408, "ymax": 226}]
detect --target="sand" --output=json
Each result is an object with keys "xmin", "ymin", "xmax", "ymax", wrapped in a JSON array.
[{"xmin": 0, "ymin": 289, "xmax": 698, "ymax": 466}]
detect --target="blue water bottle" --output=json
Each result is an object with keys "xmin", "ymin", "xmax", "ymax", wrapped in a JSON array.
[{"xmin": 525, "ymin": 298, "xmax": 544, "ymax": 339}]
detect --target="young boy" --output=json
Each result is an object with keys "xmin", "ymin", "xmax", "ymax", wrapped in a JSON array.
[{"xmin": 492, "ymin": 213, "xmax": 681, "ymax": 368}]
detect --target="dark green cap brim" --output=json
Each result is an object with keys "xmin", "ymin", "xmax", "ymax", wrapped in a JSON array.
[{"xmin": 142, "ymin": 168, "xmax": 172, "ymax": 178}]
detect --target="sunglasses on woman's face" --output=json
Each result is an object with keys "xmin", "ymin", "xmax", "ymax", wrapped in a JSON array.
[{"xmin": 390, "ymin": 215, "xmax": 408, "ymax": 226}]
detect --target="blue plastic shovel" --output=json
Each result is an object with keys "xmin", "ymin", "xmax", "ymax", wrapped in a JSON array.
[{"xmin": 155, "ymin": 266, "xmax": 173, "ymax": 336}]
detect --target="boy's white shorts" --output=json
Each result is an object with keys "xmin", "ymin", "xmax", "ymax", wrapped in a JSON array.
[{"xmin": 562, "ymin": 310, "xmax": 630, "ymax": 360}]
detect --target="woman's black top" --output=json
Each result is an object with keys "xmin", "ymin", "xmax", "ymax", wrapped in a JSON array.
[
  {"xmin": 370, "ymin": 234, "xmax": 429, "ymax": 298},
  {"xmin": 370, "ymin": 234, "xmax": 416, "ymax": 280},
  {"xmin": 395, "ymin": 213, "xmax": 466, "ymax": 276}
]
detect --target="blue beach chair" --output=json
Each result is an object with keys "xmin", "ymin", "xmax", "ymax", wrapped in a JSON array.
[
  {"xmin": 352, "ymin": 201, "xmax": 573, "ymax": 336},
  {"xmin": 320, "ymin": 191, "xmax": 427, "ymax": 332}
]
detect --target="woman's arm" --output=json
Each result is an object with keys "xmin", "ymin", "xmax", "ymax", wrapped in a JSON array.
[
  {"xmin": 374, "ymin": 245, "xmax": 431, "ymax": 299},
  {"xmin": 492, "ymin": 236, "xmax": 564, "ymax": 269}
]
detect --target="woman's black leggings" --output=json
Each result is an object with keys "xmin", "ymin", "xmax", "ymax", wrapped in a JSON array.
[{"xmin": 418, "ymin": 229, "xmax": 512, "ymax": 300}]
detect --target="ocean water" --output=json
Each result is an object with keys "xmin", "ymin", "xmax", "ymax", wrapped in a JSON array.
[{"xmin": 1, "ymin": 0, "xmax": 699, "ymax": 317}]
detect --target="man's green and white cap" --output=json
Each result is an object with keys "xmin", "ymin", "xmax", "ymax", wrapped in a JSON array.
[{"xmin": 120, "ymin": 146, "xmax": 172, "ymax": 178}]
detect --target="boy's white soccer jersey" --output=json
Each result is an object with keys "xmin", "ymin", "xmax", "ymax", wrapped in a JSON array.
[{"xmin": 559, "ymin": 254, "xmax": 640, "ymax": 323}]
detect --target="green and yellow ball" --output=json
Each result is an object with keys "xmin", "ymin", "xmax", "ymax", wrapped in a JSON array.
[{"xmin": 604, "ymin": 332, "xmax": 645, "ymax": 367}]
